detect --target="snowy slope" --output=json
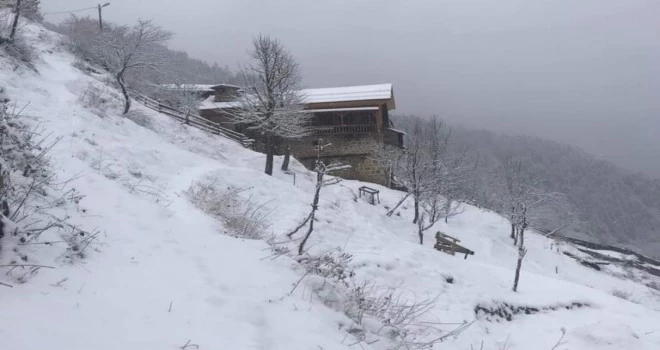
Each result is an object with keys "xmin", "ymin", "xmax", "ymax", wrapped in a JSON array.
[{"xmin": 2, "ymin": 22, "xmax": 660, "ymax": 350}]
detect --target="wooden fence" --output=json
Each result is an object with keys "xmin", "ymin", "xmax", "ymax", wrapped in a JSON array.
[{"xmin": 131, "ymin": 93, "xmax": 254, "ymax": 148}]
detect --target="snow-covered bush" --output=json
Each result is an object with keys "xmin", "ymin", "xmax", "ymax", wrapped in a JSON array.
[
  {"xmin": 186, "ymin": 176, "xmax": 271, "ymax": 239},
  {"xmin": 343, "ymin": 281, "xmax": 439, "ymax": 344},
  {"xmin": 296, "ymin": 248, "xmax": 355, "ymax": 286},
  {"xmin": 0, "ymin": 13, "xmax": 34, "ymax": 66},
  {"xmin": 2, "ymin": 31, "xmax": 35, "ymax": 63},
  {"xmin": 0, "ymin": 89, "xmax": 97, "ymax": 286},
  {"xmin": 611, "ymin": 289, "xmax": 633, "ymax": 301},
  {"xmin": 78, "ymin": 82, "xmax": 121, "ymax": 118},
  {"xmin": 0, "ymin": 0, "xmax": 43, "ymax": 22}
]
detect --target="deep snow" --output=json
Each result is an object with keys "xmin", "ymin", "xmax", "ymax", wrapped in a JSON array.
[{"xmin": 1, "ymin": 22, "xmax": 660, "ymax": 350}]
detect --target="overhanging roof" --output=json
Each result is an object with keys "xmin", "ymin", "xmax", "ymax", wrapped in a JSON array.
[
  {"xmin": 301, "ymin": 84, "xmax": 395, "ymax": 109},
  {"xmin": 200, "ymin": 83, "xmax": 396, "ymax": 111},
  {"xmin": 160, "ymin": 84, "xmax": 241, "ymax": 92},
  {"xmin": 306, "ymin": 106, "xmax": 379, "ymax": 113}
]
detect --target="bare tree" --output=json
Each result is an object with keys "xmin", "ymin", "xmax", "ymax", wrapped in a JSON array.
[
  {"xmin": 153, "ymin": 84, "xmax": 202, "ymax": 123},
  {"xmin": 387, "ymin": 116, "xmax": 467, "ymax": 228},
  {"xmin": 416, "ymin": 196, "xmax": 444, "ymax": 244},
  {"xmin": 94, "ymin": 20, "xmax": 172, "ymax": 114},
  {"xmin": 497, "ymin": 156, "xmax": 563, "ymax": 292},
  {"xmin": 512, "ymin": 202, "xmax": 528, "ymax": 292},
  {"xmin": 287, "ymin": 140, "xmax": 348, "ymax": 254},
  {"xmin": 233, "ymin": 35, "xmax": 311, "ymax": 175}
]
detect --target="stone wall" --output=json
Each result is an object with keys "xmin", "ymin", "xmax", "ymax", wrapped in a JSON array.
[
  {"xmin": 298, "ymin": 154, "xmax": 388, "ymax": 185},
  {"xmin": 291, "ymin": 133, "xmax": 389, "ymax": 185},
  {"xmin": 289, "ymin": 133, "xmax": 382, "ymax": 159}
]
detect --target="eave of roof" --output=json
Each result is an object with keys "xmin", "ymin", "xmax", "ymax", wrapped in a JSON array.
[{"xmin": 200, "ymin": 84, "xmax": 396, "ymax": 110}]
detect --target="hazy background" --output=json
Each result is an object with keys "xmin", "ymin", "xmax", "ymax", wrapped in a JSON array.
[{"xmin": 43, "ymin": 0, "xmax": 660, "ymax": 179}]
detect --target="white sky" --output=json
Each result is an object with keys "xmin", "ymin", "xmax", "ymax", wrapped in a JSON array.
[{"xmin": 42, "ymin": 0, "xmax": 660, "ymax": 178}]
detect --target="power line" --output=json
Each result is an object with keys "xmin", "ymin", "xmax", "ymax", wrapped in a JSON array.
[{"xmin": 42, "ymin": 6, "xmax": 98, "ymax": 16}]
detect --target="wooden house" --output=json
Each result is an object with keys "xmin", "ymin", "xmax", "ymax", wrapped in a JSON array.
[{"xmin": 199, "ymin": 83, "xmax": 404, "ymax": 186}]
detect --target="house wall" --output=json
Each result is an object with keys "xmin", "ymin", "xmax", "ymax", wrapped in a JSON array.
[
  {"xmin": 200, "ymin": 109, "xmax": 238, "ymax": 130},
  {"xmin": 213, "ymin": 88, "xmax": 240, "ymax": 102},
  {"xmin": 290, "ymin": 133, "xmax": 381, "ymax": 159},
  {"xmin": 298, "ymin": 154, "xmax": 388, "ymax": 186},
  {"xmin": 199, "ymin": 100, "xmax": 401, "ymax": 187},
  {"xmin": 289, "ymin": 133, "xmax": 388, "ymax": 185}
]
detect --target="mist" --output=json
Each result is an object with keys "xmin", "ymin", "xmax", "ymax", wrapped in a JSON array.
[{"xmin": 43, "ymin": 0, "xmax": 660, "ymax": 178}]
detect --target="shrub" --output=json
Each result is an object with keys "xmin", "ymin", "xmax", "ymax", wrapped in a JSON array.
[
  {"xmin": 0, "ymin": 90, "xmax": 97, "ymax": 285},
  {"xmin": 78, "ymin": 83, "xmax": 121, "ymax": 118},
  {"xmin": 611, "ymin": 289, "xmax": 633, "ymax": 301},
  {"xmin": 186, "ymin": 176, "xmax": 271, "ymax": 239},
  {"xmin": 296, "ymin": 248, "xmax": 355, "ymax": 286},
  {"xmin": 3, "ymin": 33, "xmax": 35, "ymax": 64}
]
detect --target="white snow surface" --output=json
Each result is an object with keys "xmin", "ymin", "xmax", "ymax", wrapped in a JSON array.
[
  {"xmin": 160, "ymin": 83, "xmax": 241, "ymax": 92},
  {"xmin": 300, "ymin": 83, "xmax": 393, "ymax": 104},
  {"xmin": 199, "ymin": 94, "xmax": 241, "ymax": 110},
  {"xmin": 2, "ymin": 22, "xmax": 660, "ymax": 350},
  {"xmin": 199, "ymin": 83, "xmax": 393, "ymax": 110}
]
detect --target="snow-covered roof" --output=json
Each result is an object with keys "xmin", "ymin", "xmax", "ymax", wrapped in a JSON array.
[
  {"xmin": 160, "ymin": 84, "xmax": 241, "ymax": 92},
  {"xmin": 301, "ymin": 84, "xmax": 394, "ymax": 105},
  {"xmin": 199, "ymin": 95, "xmax": 241, "ymax": 110},
  {"xmin": 200, "ymin": 84, "xmax": 396, "ymax": 111},
  {"xmin": 386, "ymin": 127, "xmax": 407, "ymax": 135}
]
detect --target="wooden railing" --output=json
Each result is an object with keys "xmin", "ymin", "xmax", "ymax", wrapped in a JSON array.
[
  {"xmin": 131, "ymin": 92, "xmax": 254, "ymax": 148},
  {"xmin": 308, "ymin": 124, "xmax": 377, "ymax": 135}
]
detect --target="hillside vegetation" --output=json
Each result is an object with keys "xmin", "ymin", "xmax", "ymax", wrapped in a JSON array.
[
  {"xmin": 1, "ymin": 12, "xmax": 660, "ymax": 350},
  {"xmin": 450, "ymin": 127, "xmax": 660, "ymax": 259}
]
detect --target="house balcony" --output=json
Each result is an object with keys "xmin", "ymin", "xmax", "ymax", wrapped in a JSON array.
[{"xmin": 308, "ymin": 123, "xmax": 377, "ymax": 135}]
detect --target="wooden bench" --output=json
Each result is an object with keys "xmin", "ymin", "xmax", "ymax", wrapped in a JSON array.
[
  {"xmin": 434, "ymin": 232, "xmax": 475, "ymax": 259},
  {"xmin": 358, "ymin": 186, "xmax": 380, "ymax": 205}
]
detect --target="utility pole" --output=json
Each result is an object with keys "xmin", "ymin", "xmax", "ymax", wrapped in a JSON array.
[
  {"xmin": 98, "ymin": 2, "xmax": 110, "ymax": 31},
  {"xmin": 9, "ymin": 0, "xmax": 22, "ymax": 42}
]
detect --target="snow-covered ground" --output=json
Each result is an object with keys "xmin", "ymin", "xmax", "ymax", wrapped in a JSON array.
[{"xmin": 2, "ymin": 22, "xmax": 660, "ymax": 350}]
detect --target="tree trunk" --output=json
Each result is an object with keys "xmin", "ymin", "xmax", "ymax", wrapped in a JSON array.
[
  {"xmin": 513, "ymin": 226, "xmax": 519, "ymax": 246},
  {"xmin": 116, "ymin": 73, "xmax": 131, "ymax": 115},
  {"xmin": 510, "ymin": 223, "xmax": 516, "ymax": 240},
  {"xmin": 298, "ymin": 171, "xmax": 323, "ymax": 255},
  {"xmin": 513, "ymin": 226, "xmax": 526, "ymax": 292},
  {"xmin": 413, "ymin": 194, "xmax": 420, "ymax": 224},
  {"xmin": 9, "ymin": 0, "xmax": 21, "ymax": 42},
  {"xmin": 386, "ymin": 192, "xmax": 411, "ymax": 217},
  {"xmin": 512, "ymin": 247, "xmax": 525, "ymax": 292},
  {"xmin": 264, "ymin": 134, "xmax": 274, "ymax": 175},
  {"xmin": 281, "ymin": 144, "xmax": 290, "ymax": 171}
]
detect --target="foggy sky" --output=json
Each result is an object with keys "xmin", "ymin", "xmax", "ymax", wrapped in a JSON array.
[{"xmin": 43, "ymin": 0, "xmax": 660, "ymax": 178}]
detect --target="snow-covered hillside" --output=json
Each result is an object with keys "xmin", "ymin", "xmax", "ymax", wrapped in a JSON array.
[{"xmin": 2, "ymin": 22, "xmax": 660, "ymax": 350}]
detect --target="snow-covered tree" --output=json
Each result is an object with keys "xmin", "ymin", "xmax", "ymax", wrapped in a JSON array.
[
  {"xmin": 386, "ymin": 116, "xmax": 468, "ymax": 233},
  {"xmin": 93, "ymin": 20, "xmax": 172, "ymax": 114},
  {"xmin": 232, "ymin": 35, "xmax": 311, "ymax": 175},
  {"xmin": 0, "ymin": 0, "xmax": 38, "ymax": 16},
  {"xmin": 287, "ymin": 140, "xmax": 349, "ymax": 254},
  {"xmin": 161, "ymin": 84, "xmax": 202, "ymax": 122},
  {"xmin": 495, "ymin": 156, "xmax": 564, "ymax": 292}
]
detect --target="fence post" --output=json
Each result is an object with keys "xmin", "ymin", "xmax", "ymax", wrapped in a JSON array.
[{"xmin": 185, "ymin": 111, "xmax": 190, "ymax": 125}]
